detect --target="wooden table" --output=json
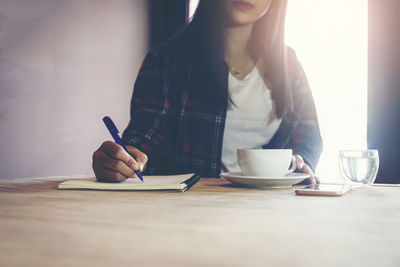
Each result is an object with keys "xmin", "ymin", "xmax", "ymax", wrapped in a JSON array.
[{"xmin": 0, "ymin": 177, "xmax": 399, "ymax": 267}]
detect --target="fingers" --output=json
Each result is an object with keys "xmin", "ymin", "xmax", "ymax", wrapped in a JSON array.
[
  {"xmin": 102, "ymin": 157, "xmax": 135, "ymax": 178},
  {"xmin": 294, "ymin": 154, "xmax": 305, "ymax": 169},
  {"xmin": 302, "ymin": 164, "xmax": 316, "ymax": 184},
  {"xmin": 92, "ymin": 141, "xmax": 147, "ymax": 182},
  {"xmin": 126, "ymin": 146, "xmax": 148, "ymax": 172},
  {"xmin": 101, "ymin": 141, "xmax": 138, "ymax": 170},
  {"xmin": 293, "ymin": 154, "xmax": 316, "ymax": 184},
  {"xmin": 92, "ymin": 149, "xmax": 129, "ymax": 182},
  {"xmin": 94, "ymin": 166, "xmax": 128, "ymax": 183}
]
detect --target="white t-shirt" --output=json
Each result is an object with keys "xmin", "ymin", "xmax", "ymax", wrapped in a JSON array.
[{"xmin": 221, "ymin": 67, "xmax": 282, "ymax": 172}]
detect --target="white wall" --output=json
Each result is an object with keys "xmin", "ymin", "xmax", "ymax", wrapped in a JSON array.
[{"xmin": 0, "ymin": 0, "xmax": 149, "ymax": 178}]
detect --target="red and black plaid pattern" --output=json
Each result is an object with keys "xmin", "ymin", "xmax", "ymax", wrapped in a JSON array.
[{"xmin": 122, "ymin": 40, "xmax": 322, "ymax": 178}]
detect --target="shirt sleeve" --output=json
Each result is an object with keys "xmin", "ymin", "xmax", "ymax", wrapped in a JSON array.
[
  {"xmin": 121, "ymin": 48, "xmax": 177, "ymax": 173},
  {"xmin": 288, "ymin": 51, "xmax": 323, "ymax": 171}
]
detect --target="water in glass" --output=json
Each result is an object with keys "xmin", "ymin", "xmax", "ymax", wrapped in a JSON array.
[{"xmin": 339, "ymin": 150, "xmax": 379, "ymax": 185}]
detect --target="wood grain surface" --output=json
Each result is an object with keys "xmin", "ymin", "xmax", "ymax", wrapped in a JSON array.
[{"xmin": 0, "ymin": 177, "xmax": 399, "ymax": 267}]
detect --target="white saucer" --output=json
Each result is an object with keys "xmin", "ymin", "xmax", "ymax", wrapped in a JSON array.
[{"xmin": 220, "ymin": 172, "xmax": 310, "ymax": 188}]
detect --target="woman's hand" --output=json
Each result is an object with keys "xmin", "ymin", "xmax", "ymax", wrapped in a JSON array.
[
  {"xmin": 293, "ymin": 154, "xmax": 320, "ymax": 184},
  {"xmin": 92, "ymin": 141, "xmax": 148, "ymax": 182}
]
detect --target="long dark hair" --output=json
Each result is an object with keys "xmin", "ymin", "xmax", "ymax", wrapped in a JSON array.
[{"xmin": 187, "ymin": 0, "xmax": 289, "ymax": 118}]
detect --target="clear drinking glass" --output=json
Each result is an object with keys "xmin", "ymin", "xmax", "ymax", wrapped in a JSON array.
[{"xmin": 339, "ymin": 150, "xmax": 379, "ymax": 186}]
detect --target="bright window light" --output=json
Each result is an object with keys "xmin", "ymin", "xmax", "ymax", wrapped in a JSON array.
[
  {"xmin": 189, "ymin": 0, "xmax": 368, "ymax": 182},
  {"xmin": 189, "ymin": 0, "xmax": 199, "ymax": 20},
  {"xmin": 286, "ymin": 0, "xmax": 368, "ymax": 182}
]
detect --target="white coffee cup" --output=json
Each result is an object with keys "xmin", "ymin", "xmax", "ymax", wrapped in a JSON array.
[{"xmin": 237, "ymin": 149, "xmax": 297, "ymax": 177}]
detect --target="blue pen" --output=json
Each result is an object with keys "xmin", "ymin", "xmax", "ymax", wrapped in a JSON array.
[{"xmin": 102, "ymin": 116, "xmax": 144, "ymax": 182}]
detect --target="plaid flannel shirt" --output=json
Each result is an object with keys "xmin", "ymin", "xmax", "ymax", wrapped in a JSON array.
[{"xmin": 122, "ymin": 38, "xmax": 323, "ymax": 178}]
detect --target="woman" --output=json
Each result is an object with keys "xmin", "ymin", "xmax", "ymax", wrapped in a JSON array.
[{"xmin": 92, "ymin": 0, "xmax": 323, "ymax": 183}]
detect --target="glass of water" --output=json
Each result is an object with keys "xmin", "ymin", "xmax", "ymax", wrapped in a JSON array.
[{"xmin": 339, "ymin": 150, "xmax": 379, "ymax": 186}]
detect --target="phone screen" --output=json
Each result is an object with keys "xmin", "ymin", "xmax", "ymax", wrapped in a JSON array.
[
  {"xmin": 295, "ymin": 184, "xmax": 351, "ymax": 196},
  {"xmin": 302, "ymin": 184, "xmax": 349, "ymax": 191}
]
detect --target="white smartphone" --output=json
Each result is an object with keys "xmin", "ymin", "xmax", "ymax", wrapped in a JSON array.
[{"xmin": 295, "ymin": 184, "xmax": 352, "ymax": 196}]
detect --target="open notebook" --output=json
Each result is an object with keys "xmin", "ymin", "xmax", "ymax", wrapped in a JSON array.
[{"xmin": 58, "ymin": 173, "xmax": 200, "ymax": 192}]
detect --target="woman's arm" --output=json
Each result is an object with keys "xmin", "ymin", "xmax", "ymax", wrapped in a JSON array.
[
  {"xmin": 121, "ymin": 47, "xmax": 178, "ymax": 174},
  {"xmin": 92, "ymin": 47, "xmax": 176, "ymax": 182},
  {"xmin": 289, "ymin": 51, "xmax": 323, "ymax": 173}
]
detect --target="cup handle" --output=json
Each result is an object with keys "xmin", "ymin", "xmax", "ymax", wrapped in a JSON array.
[{"xmin": 286, "ymin": 155, "xmax": 297, "ymax": 174}]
